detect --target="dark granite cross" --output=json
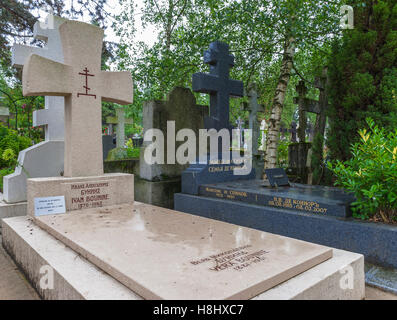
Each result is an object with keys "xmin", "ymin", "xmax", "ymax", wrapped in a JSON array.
[{"xmin": 192, "ymin": 41, "xmax": 243, "ymax": 132}]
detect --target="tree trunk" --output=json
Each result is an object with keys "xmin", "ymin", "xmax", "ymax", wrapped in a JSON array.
[
  {"xmin": 298, "ymin": 106, "xmax": 307, "ymax": 142},
  {"xmin": 264, "ymin": 37, "xmax": 295, "ymax": 170}
]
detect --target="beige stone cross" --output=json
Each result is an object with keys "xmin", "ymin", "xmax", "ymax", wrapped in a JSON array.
[{"xmin": 22, "ymin": 20, "xmax": 133, "ymax": 177}]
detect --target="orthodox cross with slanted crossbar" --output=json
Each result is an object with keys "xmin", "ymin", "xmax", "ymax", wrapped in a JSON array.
[{"xmin": 22, "ymin": 20, "xmax": 133, "ymax": 177}]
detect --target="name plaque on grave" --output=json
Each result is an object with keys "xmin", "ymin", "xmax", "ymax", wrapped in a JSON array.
[
  {"xmin": 65, "ymin": 180, "xmax": 113, "ymax": 210},
  {"xmin": 190, "ymin": 244, "xmax": 269, "ymax": 272},
  {"xmin": 34, "ymin": 196, "xmax": 66, "ymax": 216},
  {"xmin": 198, "ymin": 180, "xmax": 354, "ymax": 218}
]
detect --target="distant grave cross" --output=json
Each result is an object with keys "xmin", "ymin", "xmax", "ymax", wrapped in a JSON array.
[
  {"xmin": 293, "ymin": 70, "xmax": 330, "ymax": 143},
  {"xmin": 22, "ymin": 20, "xmax": 133, "ymax": 177},
  {"xmin": 192, "ymin": 41, "xmax": 243, "ymax": 132},
  {"xmin": 12, "ymin": 15, "xmax": 65, "ymax": 141},
  {"xmin": 244, "ymin": 83, "xmax": 265, "ymax": 155},
  {"xmin": 106, "ymin": 108, "xmax": 133, "ymax": 147}
]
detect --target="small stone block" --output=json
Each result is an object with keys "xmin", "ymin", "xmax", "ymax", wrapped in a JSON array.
[{"xmin": 27, "ymin": 173, "xmax": 134, "ymax": 217}]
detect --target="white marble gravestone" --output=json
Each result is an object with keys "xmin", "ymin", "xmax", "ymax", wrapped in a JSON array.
[
  {"xmin": 22, "ymin": 19, "xmax": 134, "ymax": 216},
  {"xmin": 3, "ymin": 15, "xmax": 65, "ymax": 203}
]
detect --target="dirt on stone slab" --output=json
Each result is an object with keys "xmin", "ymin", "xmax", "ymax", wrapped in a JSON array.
[{"xmin": 0, "ymin": 236, "xmax": 40, "ymax": 300}]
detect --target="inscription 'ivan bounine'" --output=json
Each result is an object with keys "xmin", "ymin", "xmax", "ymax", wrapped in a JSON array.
[
  {"xmin": 70, "ymin": 182, "xmax": 110, "ymax": 210},
  {"xmin": 190, "ymin": 245, "xmax": 269, "ymax": 272},
  {"xmin": 202, "ymin": 187, "xmax": 328, "ymax": 214}
]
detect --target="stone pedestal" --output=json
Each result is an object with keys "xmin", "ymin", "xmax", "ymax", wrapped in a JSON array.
[{"xmin": 27, "ymin": 173, "xmax": 134, "ymax": 217}]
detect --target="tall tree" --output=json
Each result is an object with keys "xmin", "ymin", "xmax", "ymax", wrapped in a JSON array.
[
  {"xmin": 263, "ymin": 0, "xmax": 343, "ymax": 169},
  {"xmin": 328, "ymin": 0, "xmax": 397, "ymax": 162}
]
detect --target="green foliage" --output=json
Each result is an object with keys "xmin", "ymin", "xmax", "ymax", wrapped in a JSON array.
[
  {"xmin": 107, "ymin": 146, "xmax": 140, "ymax": 161},
  {"xmin": 328, "ymin": 119, "xmax": 397, "ymax": 222},
  {"xmin": 0, "ymin": 124, "xmax": 32, "ymax": 192},
  {"xmin": 115, "ymin": 0, "xmax": 342, "ymax": 132},
  {"xmin": 0, "ymin": 167, "xmax": 14, "ymax": 191},
  {"xmin": 126, "ymin": 138, "xmax": 140, "ymax": 158},
  {"xmin": 126, "ymin": 147, "xmax": 140, "ymax": 159},
  {"xmin": 0, "ymin": 124, "xmax": 31, "ymax": 168},
  {"xmin": 276, "ymin": 138, "xmax": 289, "ymax": 169},
  {"xmin": 107, "ymin": 147, "xmax": 128, "ymax": 161},
  {"xmin": 328, "ymin": 0, "xmax": 397, "ymax": 162}
]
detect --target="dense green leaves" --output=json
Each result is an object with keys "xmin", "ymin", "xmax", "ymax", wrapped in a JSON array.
[
  {"xmin": 327, "ymin": 0, "xmax": 397, "ymax": 162},
  {"xmin": 328, "ymin": 119, "xmax": 397, "ymax": 222},
  {"xmin": 115, "ymin": 0, "xmax": 343, "ymax": 128}
]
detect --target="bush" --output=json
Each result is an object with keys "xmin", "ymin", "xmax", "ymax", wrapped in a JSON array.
[
  {"xmin": 0, "ymin": 167, "xmax": 14, "ymax": 191},
  {"xmin": 126, "ymin": 147, "xmax": 140, "ymax": 159},
  {"xmin": 276, "ymin": 139, "xmax": 289, "ymax": 169},
  {"xmin": 0, "ymin": 125, "xmax": 33, "ymax": 191},
  {"xmin": 107, "ymin": 146, "xmax": 140, "ymax": 161},
  {"xmin": 0, "ymin": 125, "xmax": 31, "ymax": 168},
  {"xmin": 328, "ymin": 118, "xmax": 397, "ymax": 223},
  {"xmin": 107, "ymin": 147, "xmax": 128, "ymax": 161}
]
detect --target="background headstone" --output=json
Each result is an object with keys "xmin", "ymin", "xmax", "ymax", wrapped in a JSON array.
[
  {"xmin": 22, "ymin": 20, "xmax": 133, "ymax": 177},
  {"xmin": 181, "ymin": 41, "xmax": 255, "ymax": 195},
  {"xmin": 102, "ymin": 135, "xmax": 116, "ymax": 160},
  {"xmin": 192, "ymin": 41, "xmax": 243, "ymax": 134},
  {"xmin": 3, "ymin": 15, "xmax": 65, "ymax": 203},
  {"xmin": 139, "ymin": 87, "xmax": 208, "ymax": 181}
]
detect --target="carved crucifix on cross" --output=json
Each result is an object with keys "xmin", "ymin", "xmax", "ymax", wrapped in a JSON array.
[
  {"xmin": 192, "ymin": 41, "xmax": 243, "ymax": 132},
  {"xmin": 22, "ymin": 20, "xmax": 133, "ymax": 177}
]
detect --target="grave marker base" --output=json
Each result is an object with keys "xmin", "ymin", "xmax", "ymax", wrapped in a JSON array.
[
  {"xmin": 27, "ymin": 173, "xmax": 134, "ymax": 217},
  {"xmin": 32, "ymin": 202, "xmax": 333, "ymax": 300}
]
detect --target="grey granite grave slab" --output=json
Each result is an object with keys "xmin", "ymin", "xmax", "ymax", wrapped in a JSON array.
[
  {"xmin": 174, "ymin": 192, "xmax": 397, "ymax": 269},
  {"xmin": 198, "ymin": 179, "xmax": 354, "ymax": 218}
]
